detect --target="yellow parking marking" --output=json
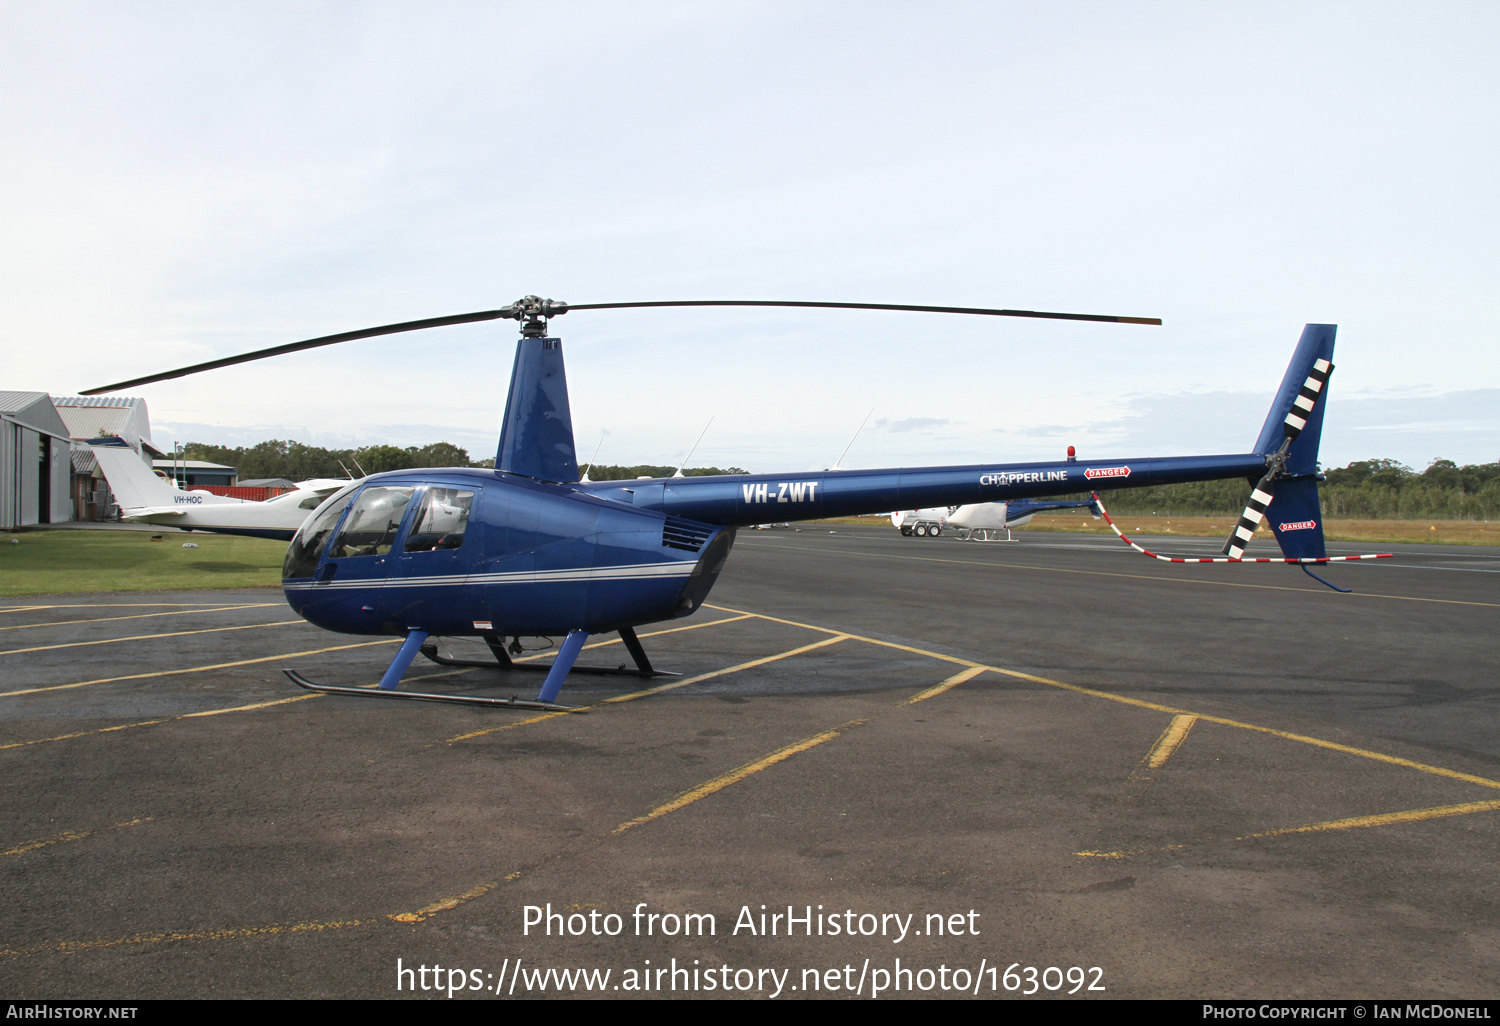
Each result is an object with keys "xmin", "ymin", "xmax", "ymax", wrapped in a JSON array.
[
  {"xmin": 1145, "ymin": 715, "xmax": 1198, "ymax": 769},
  {"xmin": 1075, "ymin": 845, "xmax": 1187, "ymax": 859},
  {"xmin": 705, "ymin": 603, "xmax": 1500, "ymax": 795},
  {"xmin": 750, "ymin": 544, "xmax": 1500, "ymax": 609},
  {"xmin": 443, "ymin": 631, "xmax": 847, "ymax": 744},
  {"xmin": 1241, "ymin": 799, "xmax": 1500, "ymax": 840},
  {"xmin": 902, "ymin": 666, "xmax": 987, "ymax": 705},
  {"xmin": 1, "ymin": 818, "xmax": 150, "ymax": 858},
  {"xmin": 0, "ymin": 918, "xmax": 372, "ymax": 959},
  {"xmin": 0, "ymin": 604, "xmax": 279, "ymax": 632},
  {"xmin": 601, "ymin": 634, "xmax": 850, "ymax": 704},
  {"xmin": 0, "ymin": 672, "xmax": 486, "ymax": 752},
  {"xmin": 0, "ymin": 619, "xmax": 307, "ymax": 657},
  {"xmin": 614, "ymin": 719, "xmax": 866, "ymax": 835},
  {"xmin": 509, "ymin": 613, "xmax": 757, "ymax": 664},
  {"xmin": 390, "ymin": 873, "xmax": 521, "ymax": 924},
  {"xmin": 0, "ymin": 638, "xmax": 400, "ymax": 700},
  {"xmin": 0, "ymin": 696, "xmax": 323, "ymax": 751},
  {"xmin": 1119, "ymin": 716, "xmax": 1199, "ymax": 802}
]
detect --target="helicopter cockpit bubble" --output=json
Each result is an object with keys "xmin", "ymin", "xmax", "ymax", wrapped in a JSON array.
[{"xmin": 283, "ymin": 481, "xmax": 359, "ymax": 578}]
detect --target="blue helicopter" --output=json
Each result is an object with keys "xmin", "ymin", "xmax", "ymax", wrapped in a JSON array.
[{"xmin": 85, "ymin": 297, "xmax": 1340, "ymax": 712}]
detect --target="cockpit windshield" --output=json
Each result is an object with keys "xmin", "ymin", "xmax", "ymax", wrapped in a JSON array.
[{"xmin": 281, "ymin": 482, "xmax": 359, "ymax": 579}]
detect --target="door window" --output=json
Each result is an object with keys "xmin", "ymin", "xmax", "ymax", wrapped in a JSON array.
[
  {"xmin": 329, "ymin": 486, "xmax": 416, "ymax": 558},
  {"xmin": 404, "ymin": 488, "xmax": 474, "ymax": 552}
]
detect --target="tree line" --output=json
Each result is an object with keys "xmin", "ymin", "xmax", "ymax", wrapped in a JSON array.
[
  {"xmin": 178, "ymin": 439, "xmax": 746, "ymax": 483},
  {"xmin": 180, "ymin": 440, "xmax": 1496, "ymax": 519},
  {"xmin": 1099, "ymin": 459, "xmax": 1500, "ymax": 519}
]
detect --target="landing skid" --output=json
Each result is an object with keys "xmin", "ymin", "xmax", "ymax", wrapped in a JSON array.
[
  {"xmin": 284, "ymin": 670, "xmax": 581, "ymax": 712},
  {"xmin": 285, "ymin": 623, "xmax": 658, "ymax": 711},
  {"xmin": 419, "ymin": 627, "xmax": 680, "ymax": 679}
]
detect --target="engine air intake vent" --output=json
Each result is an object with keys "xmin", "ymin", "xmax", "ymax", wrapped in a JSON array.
[{"xmin": 662, "ymin": 516, "xmax": 714, "ymax": 553}]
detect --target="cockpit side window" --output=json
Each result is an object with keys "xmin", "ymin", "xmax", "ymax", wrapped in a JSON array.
[
  {"xmin": 404, "ymin": 488, "xmax": 474, "ymax": 552},
  {"xmin": 329, "ymin": 486, "xmax": 416, "ymax": 558}
]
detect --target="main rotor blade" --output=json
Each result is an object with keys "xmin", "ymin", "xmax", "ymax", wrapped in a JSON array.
[
  {"xmin": 83, "ymin": 297, "xmax": 1162, "ymax": 394},
  {"xmin": 81, "ymin": 309, "xmax": 510, "ymax": 394},
  {"xmin": 563, "ymin": 299, "xmax": 1162, "ymax": 325}
]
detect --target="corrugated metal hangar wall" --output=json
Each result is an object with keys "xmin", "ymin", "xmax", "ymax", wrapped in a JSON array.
[{"xmin": 1, "ymin": 392, "xmax": 74, "ymax": 529}]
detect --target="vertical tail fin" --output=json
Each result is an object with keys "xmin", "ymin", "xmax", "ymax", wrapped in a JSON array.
[
  {"xmin": 88, "ymin": 437, "xmax": 177, "ymax": 511},
  {"xmin": 1226, "ymin": 324, "xmax": 1337, "ymax": 560},
  {"xmin": 495, "ymin": 336, "xmax": 579, "ymax": 483}
]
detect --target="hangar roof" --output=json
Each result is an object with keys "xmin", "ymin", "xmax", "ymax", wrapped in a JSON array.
[
  {"xmin": 51, "ymin": 395, "xmax": 156, "ymax": 454},
  {"xmin": 0, "ymin": 391, "xmax": 71, "ymax": 439}
]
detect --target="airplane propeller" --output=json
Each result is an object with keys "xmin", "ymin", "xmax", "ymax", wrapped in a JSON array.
[{"xmin": 80, "ymin": 296, "xmax": 1161, "ymax": 394}]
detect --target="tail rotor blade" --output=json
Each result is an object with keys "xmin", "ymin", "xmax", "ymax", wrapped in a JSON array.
[
  {"xmin": 1282, "ymin": 358, "xmax": 1334, "ymax": 442},
  {"xmin": 1223, "ymin": 473, "xmax": 1278, "ymax": 558},
  {"xmin": 1222, "ymin": 357, "xmax": 1335, "ymax": 557}
]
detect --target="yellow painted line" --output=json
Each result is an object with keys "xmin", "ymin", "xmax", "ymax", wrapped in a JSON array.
[
  {"xmin": 902, "ymin": 666, "xmax": 987, "ymax": 705},
  {"xmin": 600, "ymin": 634, "xmax": 851, "ymax": 704},
  {"xmin": 0, "ymin": 696, "xmax": 323, "ymax": 751},
  {"xmin": 0, "ymin": 604, "xmax": 279, "ymax": 632},
  {"xmin": 613, "ymin": 719, "xmax": 866, "ymax": 835},
  {"xmin": 1075, "ymin": 845, "xmax": 1186, "ymax": 859},
  {"xmin": 1241, "ymin": 799, "xmax": 1500, "ymax": 840},
  {"xmin": 0, "ymin": 672, "xmax": 479, "ymax": 752},
  {"xmin": 750, "ymin": 544, "xmax": 1500, "ymax": 609},
  {"xmin": 0, "ymin": 918, "xmax": 372, "ymax": 959},
  {"xmin": 443, "ymin": 633, "xmax": 850, "ymax": 744},
  {"xmin": 390, "ymin": 872, "xmax": 521, "ymax": 924},
  {"xmin": 0, "ymin": 638, "xmax": 400, "ymax": 700},
  {"xmin": 829, "ymin": 632, "xmax": 1500, "ymax": 793},
  {"xmin": 1146, "ymin": 715, "xmax": 1198, "ymax": 769},
  {"xmin": 708, "ymin": 603, "xmax": 1500, "ymax": 795},
  {"xmin": 0, "ymin": 818, "xmax": 150, "ymax": 858},
  {"xmin": 509, "ymin": 613, "xmax": 757, "ymax": 663},
  {"xmin": 0, "ymin": 619, "xmax": 307, "ymax": 657}
]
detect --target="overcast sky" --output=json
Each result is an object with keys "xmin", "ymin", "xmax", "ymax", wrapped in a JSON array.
[{"xmin": 3, "ymin": 1, "xmax": 1496, "ymax": 472}]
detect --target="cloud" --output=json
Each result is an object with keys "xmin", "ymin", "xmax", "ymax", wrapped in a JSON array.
[
  {"xmin": 873, "ymin": 417, "xmax": 950, "ymax": 433},
  {"xmin": 1015, "ymin": 388, "xmax": 1500, "ymax": 468}
]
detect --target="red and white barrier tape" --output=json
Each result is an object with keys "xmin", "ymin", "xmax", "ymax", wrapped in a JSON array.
[{"xmin": 1090, "ymin": 492, "xmax": 1392, "ymax": 565}]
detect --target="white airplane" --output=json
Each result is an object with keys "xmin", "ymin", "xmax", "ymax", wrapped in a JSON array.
[
  {"xmin": 89, "ymin": 437, "xmax": 357, "ymax": 540},
  {"xmin": 894, "ymin": 497, "xmax": 1101, "ymax": 541}
]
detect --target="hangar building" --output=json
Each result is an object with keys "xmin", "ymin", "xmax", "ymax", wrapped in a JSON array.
[
  {"xmin": 1, "ymin": 391, "xmax": 73, "ymax": 528},
  {"xmin": 52, "ymin": 395, "xmax": 165, "ymax": 521}
]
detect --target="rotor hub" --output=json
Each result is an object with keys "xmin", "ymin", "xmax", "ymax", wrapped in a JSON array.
[{"xmin": 502, "ymin": 295, "xmax": 570, "ymax": 337}]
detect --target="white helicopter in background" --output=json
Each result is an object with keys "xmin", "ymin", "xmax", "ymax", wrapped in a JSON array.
[
  {"xmin": 894, "ymin": 446, "xmax": 1102, "ymax": 541},
  {"xmin": 89, "ymin": 437, "xmax": 358, "ymax": 540}
]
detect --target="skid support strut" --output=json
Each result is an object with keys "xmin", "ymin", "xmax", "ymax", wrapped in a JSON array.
[
  {"xmin": 379, "ymin": 630, "xmax": 429, "ymax": 689},
  {"xmin": 285, "ymin": 627, "xmax": 582, "ymax": 712},
  {"xmin": 537, "ymin": 629, "xmax": 589, "ymax": 704},
  {"xmin": 418, "ymin": 626, "xmax": 679, "ymax": 679}
]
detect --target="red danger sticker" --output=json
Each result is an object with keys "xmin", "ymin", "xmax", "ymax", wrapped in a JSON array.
[
  {"xmin": 1278, "ymin": 520, "xmax": 1317, "ymax": 531},
  {"xmin": 1084, "ymin": 466, "xmax": 1131, "ymax": 480}
]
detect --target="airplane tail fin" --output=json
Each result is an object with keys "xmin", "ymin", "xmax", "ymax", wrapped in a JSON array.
[
  {"xmin": 1225, "ymin": 324, "xmax": 1336, "ymax": 561},
  {"xmin": 88, "ymin": 438, "xmax": 177, "ymax": 511},
  {"xmin": 88, "ymin": 438, "xmax": 247, "ymax": 512}
]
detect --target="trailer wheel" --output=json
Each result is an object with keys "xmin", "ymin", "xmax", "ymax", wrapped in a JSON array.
[
  {"xmin": 914, "ymin": 524, "xmax": 928, "ymax": 537},
  {"xmin": 929, "ymin": 525, "xmax": 941, "ymax": 537}
]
